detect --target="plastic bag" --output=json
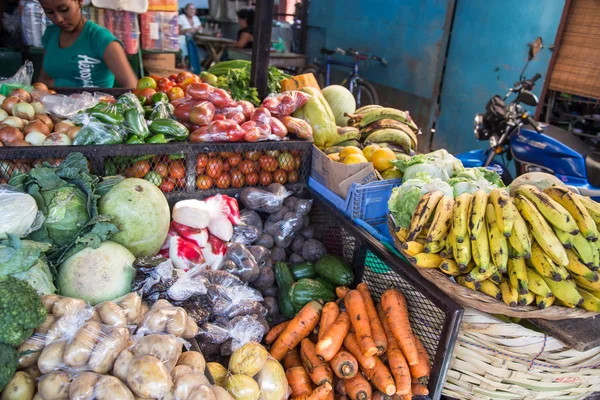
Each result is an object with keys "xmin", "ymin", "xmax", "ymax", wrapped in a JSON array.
[
  {"xmin": 261, "ymin": 91, "xmax": 311, "ymax": 116},
  {"xmin": 198, "ymin": 316, "xmax": 266, "ymax": 355},
  {"xmin": 71, "ymin": 113, "xmax": 125, "ymax": 145},
  {"xmin": 150, "ymin": 101, "xmax": 174, "ymax": 120},
  {"xmin": 116, "ymin": 92, "xmax": 144, "ymax": 114},
  {"xmin": 0, "ymin": 61, "xmax": 33, "ymax": 96},
  {"xmin": 167, "ymin": 265, "xmax": 210, "ymax": 301},
  {"xmin": 137, "ymin": 299, "xmax": 199, "ymax": 339},
  {"xmin": 250, "ymin": 107, "xmax": 288, "ymax": 138},
  {"xmin": 41, "ymin": 92, "xmax": 107, "ymax": 119},
  {"xmin": 190, "ymin": 119, "xmax": 245, "ymax": 143},
  {"xmin": 190, "ymin": 101, "xmax": 216, "ymax": 126},
  {"xmin": 231, "ymin": 210, "xmax": 262, "ymax": 245},
  {"xmin": 223, "ymin": 243, "xmax": 260, "ymax": 283},
  {"xmin": 67, "ymin": 372, "xmax": 135, "ymax": 400},
  {"xmin": 207, "ymin": 283, "xmax": 263, "ymax": 316},
  {"xmin": 0, "ymin": 185, "xmax": 44, "ymax": 239},
  {"xmin": 279, "ymin": 115, "xmax": 313, "ymax": 140},
  {"xmin": 241, "ymin": 120, "xmax": 282, "ymax": 142},
  {"xmin": 239, "ymin": 184, "xmax": 292, "ymax": 213}
]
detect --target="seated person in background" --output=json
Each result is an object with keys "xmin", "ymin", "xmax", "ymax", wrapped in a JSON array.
[
  {"xmin": 233, "ymin": 8, "xmax": 254, "ymax": 49},
  {"xmin": 178, "ymin": 3, "xmax": 202, "ymax": 66}
]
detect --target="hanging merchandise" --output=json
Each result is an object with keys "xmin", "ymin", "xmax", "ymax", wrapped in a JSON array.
[
  {"xmin": 19, "ymin": 0, "xmax": 47, "ymax": 47},
  {"xmin": 141, "ymin": 11, "xmax": 179, "ymax": 52},
  {"xmin": 89, "ymin": 7, "xmax": 140, "ymax": 55},
  {"xmin": 91, "ymin": 0, "xmax": 148, "ymax": 14}
]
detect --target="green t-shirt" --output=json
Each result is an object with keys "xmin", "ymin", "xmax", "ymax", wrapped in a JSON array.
[{"xmin": 42, "ymin": 21, "xmax": 118, "ymax": 88}]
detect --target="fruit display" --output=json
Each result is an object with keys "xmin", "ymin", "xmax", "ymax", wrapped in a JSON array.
[
  {"xmin": 390, "ymin": 159, "xmax": 600, "ymax": 312},
  {"xmin": 104, "ymin": 155, "xmax": 188, "ymax": 194}
]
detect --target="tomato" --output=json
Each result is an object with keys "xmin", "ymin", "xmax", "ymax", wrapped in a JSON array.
[
  {"xmin": 239, "ymin": 160, "xmax": 255, "ymax": 174},
  {"xmin": 176, "ymin": 71, "xmax": 194, "ymax": 83},
  {"xmin": 196, "ymin": 154, "xmax": 208, "ymax": 169},
  {"xmin": 216, "ymin": 173, "xmax": 231, "ymax": 189},
  {"xmin": 196, "ymin": 175, "xmax": 213, "ymax": 190},
  {"xmin": 157, "ymin": 78, "xmax": 174, "ymax": 91},
  {"xmin": 206, "ymin": 158, "xmax": 224, "ymax": 179},
  {"xmin": 128, "ymin": 160, "xmax": 151, "ymax": 178},
  {"xmin": 219, "ymin": 152, "xmax": 234, "ymax": 159},
  {"xmin": 154, "ymin": 163, "xmax": 168, "ymax": 178},
  {"xmin": 138, "ymin": 88, "xmax": 156, "ymax": 104},
  {"xmin": 222, "ymin": 162, "xmax": 231, "ymax": 173},
  {"xmin": 196, "ymin": 166, "xmax": 205, "ymax": 175},
  {"xmin": 169, "ymin": 161, "xmax": 186, "ymax": 179},
  {"xmin": 180, "ymin": 76, "xmax": 201, "ymax": 91},
  {"xmin": 159, "ymin": 179, "xmax": 175, "ymax": 193},
  {"xmin": 290, "ymin": 149, "xmax": 302, "ymax": 157},
  {"xmin": 245, "ymin": 150, "xmax": 262, "ymax": 161},
  {"xmin": 150, "ymin": 75, "xmax": 162, "ymax": 82},
  {"xmin": 294, "ymin": 157, "xmax": 301, "ymax": 170},
  {"xmin": 259, "ymin": 171, "xmax": 272, "ymax": 186},
  {"xmin": 208, "ymin": 152, "xmax": 218, "ymax": 158},
  {"xmin": 273, "ymin": 169, "xmax": 287, "ymax": 185},
  {"xmin": 228, "ymin": 154, "xmax": 242, "ymax": 167},
  {"xmin": 245, "ymin": 172, "xmax": 259, "ymax": 186},
  {"xmin": 277, "ymin": 152, "xmax": 295, "ymax": 172},
  {"xmin": 174, "ymin": 103, "xmax": 192, "ymax": 122},
  {"xmin": 137, "ymin": 77, "xmax": 157, "ymax": 90},
  {"xmin": 167, "ymin": 87, "xmax": 185, "ymax": 101},
  {"xmin": 259, "ymin": 155, "xmax": 278, "ymax": 172},
  {"xmin": 287, "ymin": 170, "xmax": 299, "ymax": 183},
  {"xmin": 231, "ymin": 170, "xmax": 245, "ymax": 188},
  {"xmin": 169, "ymin": 74, "xmax": 178, "ymax": 81},
  {"xmin": 176, "ymin": 177, "xmax": 186, "ymax": 189}
]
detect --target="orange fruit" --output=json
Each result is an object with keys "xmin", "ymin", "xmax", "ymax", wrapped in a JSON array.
[
  {"xmin": 343, "ymin": 154, "xmax": 368, "ymax": 164},
  {"xmin": 371, "ymin": 148, "xmax": 396, "ymax": 172},
  {"xmin": 339, "ymin": 146, "xmax": 363, "ymax": 160},
  {"xmin": 362, "ymin": 144, "xmax": 381, "ymax": 161}
]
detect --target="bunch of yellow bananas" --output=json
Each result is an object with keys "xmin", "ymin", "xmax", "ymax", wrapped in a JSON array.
[{"xmin": 396, "ymin": 184, "xmax": 600, "ymax": 311}]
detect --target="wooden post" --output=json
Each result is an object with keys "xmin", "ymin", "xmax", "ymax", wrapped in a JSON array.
[{"xmin": 250, "ymin": 0, "xmax": 274, "ymax": 99}]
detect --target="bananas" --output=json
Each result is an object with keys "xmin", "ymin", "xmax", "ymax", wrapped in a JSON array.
[
  {"xmin": 544, "ymin": 187, "xmax": 598, "ymax": 241},
  {"xmin": 363, "ymin": 128, "xmax": 413, "ymax": 154},
  {"xmin": 517, "ymin": 185, "xmax": 579, "ymax": 234},
  {"xmin": 469, "ymin": 189, "xmax": 488, "ymax": 240},
  {"xmin": 478, "ymin": 279, "xmax": 502, "ymax": 300},
  {"xmin": 489, "ymin": 189, "xmax": 514, "ymax": 237},
  {"xmin": 565, "ymin": 250, "xmax": 598, "ymax": 281},
  {"xmin": 453, "ymin": 193, "xmax": 473, "ymax": 244},
  {"xmin": 465, "ymin": 264, "xmax": 498, "ymax": 283},
  {"xmin": 553, "ymin": 227, "xmax": 574, "ymax": 250},
  {"xmin": 536, "ymin": 294, "xmax": 555, "ymax": 309},
  {"xmin": 541, "ymin": 275, "xmax": 583, "ymax": 306},
  {"xmin": 407, "ymin": 253, "xmax": 442, "ymax": 269},
  {"xmin": 424, "ymin": 239, "xmax": 445, "ymax": 254},
  {"xmin": 454, "ymin": 237, "xmax": 472, "ymax": 269},
  {"xmin": 530, "ymin": 242, "xmax": 564, "ymax": 282},
  {"xmin": 515, "ymin": 195, "xmax": 569, "ymax": 267},
  {"xmin": 508, "ymin": 258, "xmax": 529, "ymax": 295},
  {"xmin": 358, "ymin": 107, "xmax": 419, "ymax": 132},
  {"xmin": 499, "ymin": 280, "xmax": 519, "ymax": 307},
  {"xmin": 518, "ymin": 291, "xmax": 535, "ymax": 306},
  {"xmin": 577, "ymin": 288, "xmax": 600, "ymax": 312},
  {"xmin": 408, "ymin": 191, "xmax": 444, "ymax": 241},
  {"xmin": 526, "ymin": 268, "xmax": 553, "ymax": 298},
  {"xmin": 509, "ymin": 203, "xmax": 532, "ymax": 258},
  {"xmin": 573, "ymin": 274, "xmax": 600, "ymax": 291},
  {"xmin": 571, "ymin": 231, "xmax": 596, "ymax": 267},
  {"xmin": 401, "ymin": 241, "xmax": 425, "ymax": 256},
  {"xmin": 427, "ymin": 196, "xmax": 454, "ymax": 243},
  {"xmin": 439, "ymin": 259, "xmax": 461, "ymax": 276},
  {"xmin": 471, "ymin": 220, "xmax": 490, "ymax": 271},
  {"xmin": 486, "ymin": 204, "xmax": 508, "ymax": 273},
  {"xmin": 456, "ymin": 276, "xmax": 480, "ymax": 291},
  {"xmin": 575, "ymin": 194, "xmax": 600, "ymax": 225}
]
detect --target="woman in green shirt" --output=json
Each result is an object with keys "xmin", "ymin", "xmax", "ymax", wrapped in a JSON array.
[{"xmin": 39, "ymin": 0, "xmax": 138, "ymax": 88}]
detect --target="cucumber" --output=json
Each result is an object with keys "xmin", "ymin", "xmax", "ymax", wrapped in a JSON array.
[
  {"xmin": 274, "ymin": 262, "xmax": 296, "ymax": 318},
  {"xmin": 291, "ymin": 278, "xmax": 336, "ymax": 308},
  {"xmin": 315, "ymin": 255, "xmax": 354, "ymax": 286},
  {"xmin": 290, "ymin": 262, "xmax": 316, "ymax": 280}
]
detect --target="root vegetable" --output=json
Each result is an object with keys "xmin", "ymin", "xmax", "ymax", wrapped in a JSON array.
[
  {"xmin": 210, "ymin": 386, "xmax": 234, "ymax": 400},
  {"xmin": 126, "ymin": 355, "xmax": 172, "ymax": 399},
  {"xmin": 174, "ymin": 373, "xmax": 209, "ymax": 400},
  {"xmin": 1, "ymin": 371, "xmax": 35, "ymax": 400},
  {"xmin": 87, "ymin": 327, "xmax": 130, "ymax": 374},
  {"xmin": 12, "ymin": 102, "xmax": 35, "ymax": 120},
  {"xmin": 38, "ymin": 371, "xmax": 72, "ymax": 400},
  {"xmin": 96, "ymin": 302, "xmax": 127, "ymax": 327},
  {"xmin": 63, "ymin": 321, "xmax": 102, "ymax": 368},
  {"xmin": 68, "ymin": 372, "xmax": 99, "ymax": 400},
  {"xmin": 176, "ymin": 351, "xmax": 205, "ymax": 373},
  {"xmin": 38, "ymin": 341, "xmax": 67, "ymax": 374},
  {"xmin": 132, "ymin": 334, "xmax": 182, "ymax": 372},
  {"xmin": 206, "ymin": 362, "xmax": 227, "ymax": 387},
  {"xmin": 228, "ymin": 342, "xmax": 268, "ymax": 376},
  {"xmin": 95, "ymin": 375, "xmax": 134, "ymax": 400},
  {"xmin": 223, "ymin": 374, "xmax": 260, "ymax": 400},
  {"xmin": 112, "ymin": 350, "xmax": 134, "ymax": 382},
  {"xmin": 3, "ymin": 116, "xmax": 25, "ymax": 130}
]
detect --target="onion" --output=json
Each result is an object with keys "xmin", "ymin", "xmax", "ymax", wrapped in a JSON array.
[
  {"xmin": 10, "ymin": 88, "xmax": 31, "ymax": 103},
  {"xmin": 43, "ymin": 133, "xmax": 71, "ymax": 146},
  {"xmin": 33, "ymin": 82, "xmax": 49, "ymax": 92},
  {"xmin": 3, "ymin": 116, "xmax": 25, "ymax": 130},
  {"xmin": 31, "ymin": 101, "xmax": 47, "ymax": 115},
  {"xmin": 9, "ymin": 139, "xmax": 31, "ymax": 147},
  {"xmin": 24, "ymin": 120, "xmax": 51, "ymax": 136},
  {"xmin": 25, "ymin": 131, "xmax": 47, "ymax": 146},
  {"xmin": 12, "ymin": 102, "xmax": 35, "ymax": 120},
  {"xmin": 54, "ymin": 120, "xmax": 75, "ymax": 133},
  {"xmin": 66, "ymin": 126, "xmax": 81, "ymax": 140},
  {"xmin": 0, "ymin": 95, "xmax": 6, "ymax": 104},
  {"xmin": 0, "ymin": 109, "xmax": 8, "ymax": 122},
  {"xmin": 33, "ymin": 114, "xmax": 54, "ymax": 131},
  {"xmin": 0, "ymin": 126, "xmax": 24, "ymax": 145},
  {"xmin": 3, "ymin": 96, "xmax": 22, "ymax": 115}
]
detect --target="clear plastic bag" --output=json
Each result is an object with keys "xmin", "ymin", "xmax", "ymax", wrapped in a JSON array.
[
  {"xmin": 116, "ymin": 92, "xmax": 144, "ymax": 114},
  {"xmin": 167, "ymin": 265, "xmax": 210, "ymax": 302},
  {"xmin": 239, "ymin": 184, "xmax": 292, "ymax": 213},
  {"xmin": 0, "ymin": 61, "xmax": 33, "ymax": 88},
  {"xmin": 68, "ymin": 372, "xmax": 135, "ymax": 400},
  {"xmin": 0, "ymin": 185, "xmax": 44, "ymax": 239},
  {"xmin": 137, "ymin": 299, "xmax": 199, "ymax": 339},
  {"xmin": 231, "ymin": 209, "xmax": 262, "ymax": 245},
  {"xmin": 70, "ymin": 113, "xmax": 125, "ymax": 145},
  {"xmin": 223, "ymin": 243, "xmax": 260, "ymax": 283},
  {"xmin": 190, "ymin": 120, "xmax": 245, "ymax": 143},
  {"xmin": 198, "ymin": 315, "xmax": 266, "ymax": 355},
  {"xmin": 261, "ymin": 91, "xmax": 311, "ymax": 116},
  {"xmin": 150, "ymin": 101, "xmax": 174, "ymax": 120},
  {"xmin": 40, "ymin": 92, "xmax": 107, "ymax": 119},
  {"xmin": 207, "ymin": 283, "xmax": 263, "ymax": 316},
  {"xmin": 278, "ymin": 116, "xmax": 314, "ymax": 140},
  {"xmin": 241, "ymin": 120, "xmax": 282, "ymax": 142},
  {"xmin": 250, "ymin": 107, "xmax": 288, "ymax": 138},
  {"xmin": 206, "ymin": 194, "xmax": 241, "ymax": 225}
]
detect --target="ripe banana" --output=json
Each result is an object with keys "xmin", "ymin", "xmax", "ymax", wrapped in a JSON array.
[
  {"xmin": 593, "ymin": 245, "xmax": 600, "ymax": 271},
  {"xmin": 439, "ymin": 259, "xmax": 461, "ymax": 276},
  {"xmin": 583, "ymin": 288, "xmax": 600, "ymax": 299},
  {"xmin": 508, "ymin": 257, "xmax": 529, "ymax": 295},
  {"xmin": 478, "ymin": 279, "xmax": 502, "ymax": 300},
  {"xmin": 453, "ymin": 193, "xmax": 474, "ymax": 244},
  {"xmin": 424, "ymin": 239, "xmax": 445, "ymax": 254},
  {"xmin": 358, "ymin": 107, "xmax": 419, "ymax": 133},
  {"xmin": 517, "ymin": 184, "xmax": 579, "ymax": 234},
  {"xmin": 486, "ymin": 203, "xmax": 508, "ymax": 273},
  {"xmin": 499, "ymin": 280, "xmax": 519, "ymax": 307},
  {"xmin": 445, "ymin": 227, "xmax": 455, "ymax": 259},
  {"xmin": 530, "ymin": 242, "xmax": 564, "ymax": 281},
  {"xmin": 408, "ymin": 191, "xmax": 444, "ymax": 241},
  {"xmin": 536, "ymin": 294, "xmax": 555, "ymax": 309},
  {"xmin": 456, "ymin": 276, "xmax": 480, "ymax": 291},
  {"xmin": 471, "ymin": 219, "xmax": 490, "ymax": 271},
  {"xmin": 515, "ymin": 195, "xmax": 569, "ymax": 267},
  {"xmin": 574, "ymin": 194, "xmax": 600, "ymax": 225},
  {"xmin": 469, "ymin": 189, "xmax": 488, "ymax": 240},
  {"xmin": 576, "ymin": 288, "xmax": 600, "ymax": 312},
  {"xmin": 460, "ymin": 260, "xmax": 476, "ymax": 274},
  {"xmin": 364, "ymin": 128, "xmax": 413, "ymax": 153},
  {"xmin": 396, "ymin": 227, "xmax": 409, "ymax": 242},
  {"xmin": 518, "ymin": 291, "xmax": 535, "ymax": 306},
  {"xmin": 541, "ymin": 275, "xmax": 584, "ymax": 306},
  {"xmin": 565, "ymin": 249, "xmax": 598, "ymax": 281},
  {"xmin": 465, "ymin": 264, "xmax": 498, "ymax": 282},
  {"xmin": 526, "ymin": 268, "xmax": 553, "ymax": 298},
  {"xmin": 509, "ymin": 203, "xmax": 532, "ymax": 258},
  {"xmin": 401, "ymin": 241, "xmax": 425, "ymax": 256},
  {"xmin": 408, "ymin": 252, "xmax": 442, "ymax": 269},
  {"xmin": 571, "ymin": 231, "xmax": 596, "ymax": 267},
  {"xmin": 573, "ymin": 274, "xmax": 600, "ymax": 291},
  {"xmin": 489, "ymin": 188, "xmax": 514, "ymax": 237},
  {"xmin": 454, "ymin": 237, "xmax": 472, "ymax": 269},
  {"xmin": 490, "ymin": 270, "xmax": 503, "ymax": 284},
  {"xmin": 544, "ymin": 186, "xmax": 599, "ymax": 241},
  {"xmin": 553, "ymin": 227, "xmax": 575, "ymax": 250},
  {"xmin": 427, "ymin": 196, "xmax": 454, "ymax": 243}
]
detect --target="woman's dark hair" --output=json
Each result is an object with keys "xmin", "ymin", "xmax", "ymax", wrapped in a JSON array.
[{"xmin": 237, "ymin": 8, "xmax": 255, "ymax": 27}]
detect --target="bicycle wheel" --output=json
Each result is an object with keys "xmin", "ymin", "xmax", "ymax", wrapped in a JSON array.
[
  {"xmin": 351, "ymin": 79, "xmax": 379, "ymax": 107},
  {"xmin": 301, "ymin": 64, "xmax": 325, "ymax": 88}
]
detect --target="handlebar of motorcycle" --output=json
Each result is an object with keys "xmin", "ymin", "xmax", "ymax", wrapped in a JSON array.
[
  {"xmin": 525, "ymin": 115, "xmax": 543, "ymax": 133},
  {"xmin": 530, "ymin": 73, "xmax": 542, "ymax": 84}
]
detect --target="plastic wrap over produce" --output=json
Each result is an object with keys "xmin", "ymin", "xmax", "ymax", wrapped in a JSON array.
[
  {"xmin": 0, "ymin": 186, "xmax": 44, "ymax": 239},
  {"xmin": 40, "ymin": 92, "xmax": 106, "ymax": 119}
]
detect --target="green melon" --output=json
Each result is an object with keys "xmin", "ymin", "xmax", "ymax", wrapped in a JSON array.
[
  {"xmin": 322, "ymin": 85, "xmax": 356, "ymax": 127},
  {"xmin": 509, "ymin": 172, "xmax": 567, "ymax": 197}
]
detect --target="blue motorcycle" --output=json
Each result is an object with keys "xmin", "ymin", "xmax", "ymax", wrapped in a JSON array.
[{"xmin": 456, "ymin": 72, "xmax": 600, "ymax": 200}]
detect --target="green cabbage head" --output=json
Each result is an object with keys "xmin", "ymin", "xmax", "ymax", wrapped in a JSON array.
[{"xmin": 41, "ymin": 186, "xmax": 90, "ymax": 246}]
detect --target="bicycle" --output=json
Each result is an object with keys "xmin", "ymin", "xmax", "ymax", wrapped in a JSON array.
[{"xmin": 302, "ymin": 47, "xmax": 387, "ymax": 107}]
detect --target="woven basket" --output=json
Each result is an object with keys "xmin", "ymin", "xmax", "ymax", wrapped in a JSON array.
[
  {"xmin": 387, "ymin": 218, "xmax": 598, "ymax": 320},
  {"xmin": 443, "ymin": 309, "xmax": 600, "ymax": 399}
]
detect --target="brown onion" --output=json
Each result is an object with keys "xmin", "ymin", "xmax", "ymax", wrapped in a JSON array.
[
  {"xmin": 2, "ymin": 116, "xmax": 25, "ymax": 130},
  {"xmin": 33, "ymin": 114, "xmax": 54, "ymax": 131},
  {"xmin": 2, "ymin": 96, "xmax": 22, "ymax": 115},
  {"xmin": 66, "ymin": 126, "xmax": 81, "ymax": 140},
  {"xmin": 24, "ymin": 120, "xmax": 51, "ymax": 136},
  {"xmin": 43, "ymin": 133, "xmax": 71, "ymax": 146},
  {"xmin": 0, "ymin": 126, "xmax": 24, "ymax": 145},
  {"xmin": 10, "ymin": 88, "xmax": 31, "ymax": 103},
  {"xmin": 54, "ymin": 121, "xmax": 74, "ymax": 133},
  {"xmin": 9, "ymin": 139, "xmax": 31, "ymax": 147},
  {"xmin": 33, "ymin": 82, "xmax": 49, "ymax": 92},
  {"xmin": 12, "ymin": 102, "xmax": 35, "ymax": 120}
]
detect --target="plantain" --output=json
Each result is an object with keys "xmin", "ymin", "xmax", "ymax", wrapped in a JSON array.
[
  {"xmin": 360, "ymin": 119, "xmax": 418, "ymax": 149},
  {"xmin": 401, "ymin": 241, "xmax": 425, "ymax": 256},
  {"xmin": 407, "ymin": 191, "xmax": 444, "ymax": 241},
  {"xmin": 536, "ymin": 294, "xmax": 555, "ymax": 309},
  {"xmin": 565, "ymin": 249, "xmax": 598, "ymax": 281},
  {"xmin": 541, "ymin": 275, "xmax": 584, "ymax": 306},
  {"xmin": 469, "ymin": 189, "xmax": 488, "ymax": 240},
  {"xmin": 509, "ymin": 202, "xmax": 532, "ymax": 258},
  {"xmin": 364, "ymin": 128, "xmax": 414, "ymax": 153},
  {"xmin": 334, "ymin": 139, "xmax": 362, "ymax": 148},
  {"xmin": 544, "ymin": 186, "xmax": 599, "ymax": 241},
  {"xmin": 571, "ymin": 231, "xmax": 596, "ymax": 267},
  {"xmin": 499, "ymin": 280, "xmax": 519, "ymax": 307},
  {"xmin": 331, "ymin": 126, "xmax": 361, "ymax": 146},
  {"xmin": 530, "ymin": 242, "xmax": 564, "ymax": 281},
  {"xmin": 574, "ymin": 194, "xmax": 600, "ymax": 225},
  {"xmin": 456, "ymin": 276, "xmax": 480, "ymax": 291},
  {"xmin": 486, "ymin": 203, "xmax": 508, "ymax": 273},
  {"xmin": 508, "ymin": 257, "xmax": 529, "ymax": 295},
  {"xmin": 471, "ymin": 221, "xmax": 490, "ymax": 272},
  {"xmin": 518, "ymin": 291, "xmax": 535, "ymax": 306},
  {"xmin": 354, "ymin": 104, "xmax": 383, "ymax": 115},
  {"xmin": 526, "ymin": 268, "xmax": 553, "ymax": 298},
  {"xmin": 465, "ymin": 264, "xmax": 498, "ymax": 282},
  {"xmin": 427, "ymin": 196, "xmax": 454, "ymax": 243},
  {"xmin": 358, "ymin": 107, "xmax": 419, "ymax": 133},
  {"xmin": 489, "ymin": 188, "xmax": 514, "ymax": 237},
  {"xmin": 517, "ymin": 184, "xmax": 579, "ymax": 234},
  {"xmin": 407, "ymin": 252, "xmax": 442, "ymax": 269},
  {"xmin": 439, "ymin": 259, "xmax": 461, "ymax": 276},
  {"xmin": 424, "ymin": 239, "xmax": 445, "ymax": 254},
  {"xmin": 576, "ymin": 288, "xmax": 600, "ymax": 312},
  {"xmin": 453, "ymin": 193, "xmax": 474, "ymax": 244},
  {"xmin": 478, "ymin": 279, "xmax": 502, "ymax": 300},
  {"xmin": 573, "ymin": 273, "xmax": 600, "ymax": 291}
]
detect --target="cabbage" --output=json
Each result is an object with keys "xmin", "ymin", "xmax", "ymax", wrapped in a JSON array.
[
  {"xmin": 393, "ymin": 149, "xmax": 463, "ymax": 182},
  {"xmin": 388, "ymin": 177, "xmax": 453, "ymax": 228},
  {"xmin": 0, "ymin": 236, "xmax": 55, "ymax": 294},
  {"xmin": 39, "ymin": 186, "xmax": 89, "ymax": 246},
  {"xmin": 0, "ymin": 189, "xmax": 41, "ymax": 239},
  {"xmin": 449, "ymin": 167, "xmax": 504, "ymax": 197}
]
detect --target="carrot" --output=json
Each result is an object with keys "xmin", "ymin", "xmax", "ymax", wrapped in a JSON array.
[
  {"xmin": 266, "ymin": 321, "xmax": 290, "ymax": 345},
  {"xmin": 325, "ymin": 391, "xmax": 334, "ymax": 400},
  {"xmin": 336, "ymin": 286, "xmax": 350, "ymax": 299},
  {"xmin": 410, "ymin": 335, "xmax": 431, "ymax": 383},
  {"xmin": 316, "ymin": 311, "xmax": 351, "ymax": 361},
  {"xmin": 284, "ymin": 347, "xmax": 304, "ymax": 369},
  {"xmin": 330, "ymin": 347, "xmax": 358, "ymax": 379},
  {"xmin": 287, "ymin": 366, "xmax": 313, "ymax": 398},
  {"xmin": 380, "ymin": 289, "xmax": 418, "ymax": 365},
  {"xmin": 357, "ymin": 282, "xmax": 388, "ymax": 356},
  {"xmin": 343, "ymin": 333, "xmax": 377, "ymax": 369},
  {"xmin": 292, "ymin": 382, "xmax": 332, "ymax": 400},
  {"xmin": 345, "ymin": 290, "xmax": 377, "ymax": 357},
  {"xmin": 362, "ymin": 357, "xmax": 396, "ymax": 396},
  {"xmin": 271, "ymin": 300, "xmax": 323, "ymax": 361},
  {"xmin": 376, "ymin": 304, "xmax": 411, "ymax": 396},
  {"xmin": 319, "ymin": 302, "xmax": 341, "ymax": 341},
  {"xmin": 411, "ymin": 382, "xmax": 429, "ymax": 396},
  {"xmin": 335, "ymin": 377, "xmax": 347, "ymax": 396},
  {"xmin": 301, "ymin": 338, "xmax": 334, "ymax": 386},
  {"xmin": 344, "ymin": 373, "xmax": 372, "ymax": 400}
]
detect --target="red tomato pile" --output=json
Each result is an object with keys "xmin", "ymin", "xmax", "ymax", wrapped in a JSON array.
[{"xmin": 116, "ymin": 156, "xmax": 187, "ymax": 193}]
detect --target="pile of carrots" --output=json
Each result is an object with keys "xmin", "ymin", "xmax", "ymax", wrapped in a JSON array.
[{"xmin": 265, "ymin": 283, "xmax": 431, "ymax": 400}]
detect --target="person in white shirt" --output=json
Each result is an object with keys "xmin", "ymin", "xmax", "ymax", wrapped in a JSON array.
[{"xmin": 178, "ymin": 3, "xmax": 202, "ymax": 60}]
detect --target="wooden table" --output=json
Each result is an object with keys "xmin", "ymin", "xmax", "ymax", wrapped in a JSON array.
[
  {"xmin": 228, "ymin": 48, "xmax": 306, "ymax": 70},
  {"xmin": 194, "ymin": 34, "xmax": 236, "ymax": 69}
]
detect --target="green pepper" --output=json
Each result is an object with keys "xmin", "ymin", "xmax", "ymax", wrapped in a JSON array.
[
  {"xmin": 89, "ymin": 109, "xmax": 124, "ymax": 125},
  {"xmin": 152, "ymin": 92, "xmax": 169, "ymax": 104},
  {"xmin": 125, "ymin": 109, "xmax": 150, "ymax": 139},
  {"xmin": 117, "ymin": 92, "xmax": 144, "ymax": 113},
  {"xmin": 146, "ymin": 134, "xmax": 168, "ymax": 144},
  {"xmin": 138, "ymin": 96, "xmax": 147, "ymax": 106},
  {"xmin": 126, "ymin": 135, "xmax": 144, "ymax": 144},
  {"xmin": 149, "ymin": 102, "xmax": 172, "ymax": 120},
  {"xmin": 143, "ymin": 106, "xmax": 154, "ymax": 120},
  {"xmin": 73, "ymin": 125, "xmax": 123, "ymax": 145},
  {"xmin": 149, "ymin": 118, "xmax": 189, "ymax": 141}
]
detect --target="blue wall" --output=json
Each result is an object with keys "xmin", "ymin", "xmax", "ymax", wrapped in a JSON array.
[{"xmin": 433, "ymin": 0, "xmax": 565, "ymax": 155}]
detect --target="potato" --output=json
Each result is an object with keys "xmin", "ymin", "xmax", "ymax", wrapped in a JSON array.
[
  {"xmin": 165, "ymin": 308, "xmax": 188, "ymax": 337},
  {"xmin": 170, "ymin": 365, "xmax": 193, "ymax": 381},
  {"xmin": 38, "ymin": 341, "xmax": 67, "ymax": 374},
  {"xmin": 31, "ymin": 394, "xmax": 41, "ymax": 400},
  {"xmin": 223, "ymin": 374, "xmax": 259, "ymax": 400},
  {"xmin": 1, "ymin": 371, "xmax": 35, "ymax": 400},
  {"xmin": 187, "ymin": 385, "xmax": 215, "ymax": 400},
  {"xmin": 118, "ymin": 293, "xmax": 142, "ymax": 324},
  {"xmin": 210, "ymin": 386, "xmax": 234, "ymax": 400},
  {"xmin": 22, "ymin": 366, "xmax": 42, "ymax": 380},
  {"xmin": 182, "ymin": 318, "xmax": 199, "ymax": 339},
  {"xmin": 134, "ymin": 303, "xmax": 149, "ymax": 326},
  {"xmin": 52, "ymin": 298, "xmax": 87, "ymax": 317},
  {"xmin": 174, "ymin": 373, "xmax": 208, "ymax": 400},
  {"xmin": 228, "ymin": 342, "xmax": 268, "ymax": 376},
  {"xmin": 37, "ymin": 371, "xmax": 72, "ymax": 400},
  {"xmin": 41, "ymin": 295, "xmax": 60, "ymax": 313},
  {"xmin": 36, "ymin": 315, "xmax": 57, "ymax": 335},
  {"xmin": 17, "ymin": 337, "xmax": 44, "ymax": 369},
  {"xmin": 87, "ymin": 327, "xmax": 130, "ymax": 374},
  {"xmin": 96, "ymin": 302, "xmax": 127, "ymax": 327},
  {"xmin": 111, "ymin": 350, "xmax": 134, "ymax": 383},
  {"xmin": 177, "ymin": 352, "xmax": 205, "ymax": 373},
  {"xmin": 206, "ymin": 362, "xmax": 227, "ymax": 387},
  {"xmin": 126, "ymin": 355, "xmax": 172, "ymax": 399},
  {"xmin": 151, "ymin": 300, "xmax": 172, "ymax": 310},
  {"xmin": 141, "ymin": 308, "xmax": 169, "ymax": 334},
  {"xmin": 95, "ymin": 375, "xmax": 134, "ymax": 400},
  {"xmin": 132, "ymin": 334, "xmax": 181, "ymax": 372},
  {"xmin": 63, "ymin": 321, "xmax": 102, "ymax": 368},
  {"xmin": 68, "ymin": 372, "xmax": 98, "ymax": 400}
]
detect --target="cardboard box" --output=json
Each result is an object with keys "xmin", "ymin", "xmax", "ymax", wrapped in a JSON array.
[
  {"xmin": 310, "ymin": 145, "xmax": 378, "ymax": 199},
  {"xmin": 142, "ymin": 53, "xmax": 176, "ymax": 70},
  {"xmin": 147, "ymin": 0, "xmax": 178, "ymax": 11},
  {"xmin": 145, "ymin": 66, "xmax": 188, "ymax": 78}
]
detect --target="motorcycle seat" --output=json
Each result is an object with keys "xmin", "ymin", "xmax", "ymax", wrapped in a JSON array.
[{"xmin": 586, "ymin": 152, "xmax": 600, "ymax": 187}]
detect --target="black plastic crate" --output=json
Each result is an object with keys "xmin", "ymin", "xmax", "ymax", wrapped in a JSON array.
[{"xmin": 309, "ymin": 190, "xmax": 464, "ymax": 400}]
